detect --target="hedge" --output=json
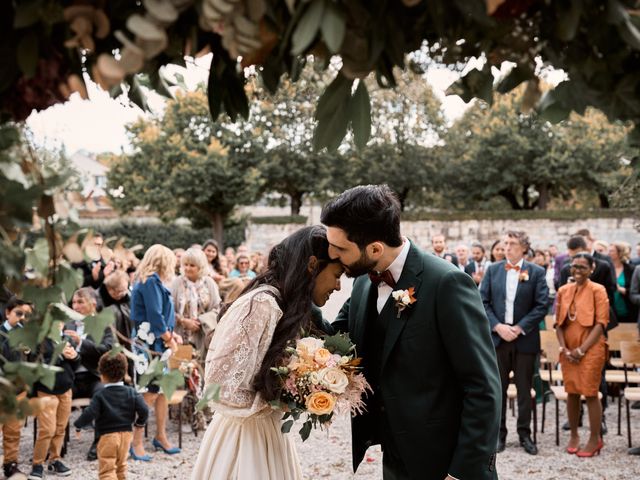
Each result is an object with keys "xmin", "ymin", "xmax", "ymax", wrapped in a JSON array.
[
  {"xmin": 250, "ymin": 215, "xmax": 308, "ymax": 224},
  {"xmin": 402, "ymin": 209, "xmax": 637, "ymax": 222}
]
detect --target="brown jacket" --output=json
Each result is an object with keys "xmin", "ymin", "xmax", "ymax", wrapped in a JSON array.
[{"xmin": 556, "ymin": 280, "xmax": 609, "ymax": 329}]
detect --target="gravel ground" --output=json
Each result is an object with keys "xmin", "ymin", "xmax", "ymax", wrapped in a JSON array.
[{"xmin": 4, "ymin": 399, "xmax": 640, "ymax": 480}]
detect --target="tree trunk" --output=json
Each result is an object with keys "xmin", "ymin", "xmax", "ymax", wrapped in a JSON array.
[
  {"xmin": 522, "ymin": 185, "xmax": 531, "ymax": 209},
  {"xmin": 211, "ymin": 212, "xmax": 225, "ymax": 246},
  {"xmin": 536, "ymin": 184, "xmax": 550, "ymax": 210},
  {"xmin": 599, "ymin": 193, "xmax": 610, "ymax": 208},
  {"xmin": 398, "ymin": 187, "xmax": 410, "ymax": 211},
  {"xmin": 290, "ymin": 192, "xmax": 304, "ymax": 216},
  {"xmin": 498, "ymin": 189, "xmax": 523, "ymax": 210}
]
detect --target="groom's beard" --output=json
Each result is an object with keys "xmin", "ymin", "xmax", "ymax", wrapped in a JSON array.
[{"xmin": 343, "ymin": 250, "xmax": 377, "ymax": 278}]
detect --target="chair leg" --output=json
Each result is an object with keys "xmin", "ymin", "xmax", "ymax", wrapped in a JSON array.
[
  {"xmin": 178, "ymin": 402, "xmax": 183, "ymax": 450},
  {"xmin": 62, "ymin": 421, "xmax": 69, "ymax": 458},
  {"xmin": 33, "ymin": 417, "xmax": 37, "ymax": 447},
  {"xmin": 555, "ymin": 399, "xmax": 559, "ymax": 447},
  {"xmin": 144, "ymin": 422, "xmax": 148, "ymax": 439},
  {"xmin": 626, "ymin": 398, "xmax": 632, "ymax": 448},
  {"xmin": 532, "ymin": 397, "xmax": 537, "ymax": 444},
  {"xmin": 541, "ymin": 394, "xmax": 546, "ymax": 433}
]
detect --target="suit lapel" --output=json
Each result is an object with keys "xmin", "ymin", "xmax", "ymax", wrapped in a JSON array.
[
  {"xmin": 380, "ymin": 243, "xmax": 424, "ymax": 370},
  {"xmin": 513, "ymin": 260, "xmax": 528, "ymax": 303},
  {"xmin": 494, "ymin": 260, "xmax": 507, "ymax": 309}
]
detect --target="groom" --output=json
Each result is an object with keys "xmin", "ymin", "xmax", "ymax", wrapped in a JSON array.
[{"xmin": 324, "ymin": 185, "xmax": 501, "ymax": 480}]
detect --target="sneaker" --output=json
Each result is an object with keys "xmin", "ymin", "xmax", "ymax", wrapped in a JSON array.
[
  {"xmin": 28, "ymin": 464, "xmax": 44, "ymax": 480},
  {"xmin": 47, "ymin": 460, "xmax": 71, "ymax": 476},
  {"xmin": 3, "ymin": 461, "xmax": 22, "ymax": 478}
]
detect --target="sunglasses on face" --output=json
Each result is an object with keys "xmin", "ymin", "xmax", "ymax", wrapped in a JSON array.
[{"xmin": 570, "ymin": 264, "xmax": 590, "ymax": 271}]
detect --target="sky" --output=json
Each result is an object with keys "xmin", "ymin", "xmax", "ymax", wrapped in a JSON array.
[{"xmin": 26, "ymin": 56, "xmax": 563, "ymax": 155}]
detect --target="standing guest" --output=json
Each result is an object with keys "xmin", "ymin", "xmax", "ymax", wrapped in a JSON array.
[
  {"xmin": 28, "ymin": 324, "xmax": 80, "ymax": 478},
  {"xmin": 533, "ymin": 249, "xmax": 555, "ymax": 313},
  {"xmin": 480, "ymin": 230, "xmax": 548, "ymax": 455},
  {"xmin": 466, "ymin": 242, "xmax": 489, "ymax": 286},
  {"xmin": 594, "ymin": 240, "xmax": 609, "ymax": 256},
  {"xmin": 489, "ymin": 239, "xmax": 506, "ymax": 264},
  {"xmin": 1, "ymin": 297, "xmax": 33, "ymax": 478},
  {"xmin": 75, "ymin": 352, "xmax": 149, "ymax": 480},
  {"xmin": 224, "ymin": 247, "xmax": 236, "ymax": 271},
  {"xmin": 218, "ymin": 256, "xmax": 230, "ymax": 277},
  {"xmin": 228, "ymin": 254, "xmax": 257, "ymax": 281},
  {"xmin": 170, "ymin": 248, "xmax": 221, "ymax": 358},
  {"xmin": 130, "ymin": 244, "xmax": 182, "ymax": 460},
  {"xmin": 555, "ymin": 253, "xmax": 608, "ymax": 457},
  {"xmin": 632, "ymin": 242, "xmax": 640, "ymax": 267},
  {"xmin": 431, "ymin": 233, "xmax": 459, "ymax": 266},
  {"xmin": 64, "ymin": 287, "xmax": 115, "ymax": 461},
  {"xmin": 455, "ymin": 244, "xmax": 470, "ymax": 272},
  {"xmin": 323, "ymin": 186, "xmax": 501, "ymax": 480},
  {"xmin": 609, "ymin": 242, "xmax": 638, "ymax": 324},
  {"xmin": 575, "ymin": 229, "xmax": 616, "ymax": 283},
  {"xmin": 173, "ymin": 249, "xmax": 185, "ymax": 275},
  {"xmin": 217, "ymin": 278, "xmax": 246, "ymax": 304},
  {"xmin": 98, "ymin": 271, "xmax": 134, "ymax": 380},
  {"xmin": 202, "ymin": 239, "xmax": 225, "ymax": 283}
]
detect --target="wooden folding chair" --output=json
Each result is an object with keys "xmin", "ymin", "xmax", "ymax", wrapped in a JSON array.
[{"xmin": 620, "ymin": 341, "xmax": 640, "ymax": 449}]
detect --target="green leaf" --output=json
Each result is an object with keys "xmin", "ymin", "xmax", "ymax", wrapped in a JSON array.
[
  {"xmin": 17, "ymin": 31, "xmax": 39, "ymax": 78},
  {"xmin": 555, "ymin": 0, "xmax": 582, "ymax": 41},
  {"xmin": 538, "ymin": 89, "xmax": 571, "ymax": 123},
  {"xmin": 138, "ymin": 357, "xmax": 164, "ymax": 388},
  {"xmin": 50, "ymin": 302, "xmax": 84, "ymax": 324},
  {"xmin": 446, "ymin": 66, "xmax": 494, "ymax": 105},
  {"xmin": 315, "ymin": 73, "xmax": 353, "ymax": 120},
  {"xmin": 156, "ymin": 369, "xmax": 184, "ymax": 401},
  {"xmin": 320, "ymin": 1, "xmax": 346, "ymax": 54},
  {"xmin": 349, "ymin": 81, "xmax": 371, "ymax": 150},
  {"xmin": 299, "ymin": 420, "xmax": 312, "ymax": 441},
  {"xmin": 7, "ymin": 320, "xmax": 40, "ymax": 352},
  {"xmin": 196, "ymin": 383, "xmax": 220, "ymax": 411},
  {"xmin": 83, "ymin": 308, "xmax": 114, "ymax": 345},
  {"xmin": 38, "ymin": 363, "xmax": 61, "ymax": 390},
  {"xmin": 14, "ymin": 0, "xmax": 42, "ymax": 29},
  {"xmin": 25, "ymin": 238, "xmax": 49, "ymax": 276},
  {"xmin": 54, "ymin": 264, "xmax": 83, "ymax": 303},
  {"xmin": 291, "ymin": 0, "xmax": 326, "ymax": 55},
  {"xmin": 496, "ymin": 65, "xmax": 533, "ymax": 94},
  {"xmin": 313, "ymin": 73, "xmax": 353, "ymax": 151},
  {"xmin": 128, "ymin": 76, "xmax": 149, "ymax": 111},
  {"xmin": 322, "ymin": 332, "xmax": 354, "ymax": 356},
  {"xmin": 23, "ymin": 285, "xmax": 63, "ymax": 317},
  {"xmin": 281, "ymin": 419, "xmax": 294, "ymax": 433}
]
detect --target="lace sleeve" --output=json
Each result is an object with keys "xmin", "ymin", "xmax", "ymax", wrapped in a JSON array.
[{"xmin": 203, "ymin": 288, "xmax": 281, "ymax": 418}]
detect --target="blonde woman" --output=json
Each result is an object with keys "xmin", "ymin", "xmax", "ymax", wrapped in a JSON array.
[
  {"xmin": 130, "ymin": 244, "xmax": 181, "ymax": 460},
  {"xmin": 609, "ymin": 241, "xmax": 637, "ymax": 323},
  {"xmin": 170, "ymin": 248, "xmax": 221, "ymax": 359}
]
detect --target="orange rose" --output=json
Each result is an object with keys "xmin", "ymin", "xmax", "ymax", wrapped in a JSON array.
[
  {"xmin": 314, "ymin": 348, "xmax": 332, "ymax": 365},
  {"xmin": 305, "ymin": 391, "xmax": 336, "ymax": 416}
]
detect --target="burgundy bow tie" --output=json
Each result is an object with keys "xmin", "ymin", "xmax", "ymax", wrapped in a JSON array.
[{"xmin": 368, "ymin": 270, "xmax": 397, "ymax": 288}]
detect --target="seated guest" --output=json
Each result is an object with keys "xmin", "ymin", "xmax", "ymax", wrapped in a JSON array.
[
  {"xmin": 64, "ymin": 287, "xmax": 114, "ymax": 460},
  {"xmin": 75, "ymin": 352, "xmax": 149, "ymax": 480},
  {"xmin": 1, "ymin": 297, "xmax": 33, "ymax": 478},
  {"xmin": 556, "ymin": 253, "xmax": 608, "ymax": 457},
  {"xmin": 170, "ymin": 248, "xmax": 221, "ymax": 359},
  {"xmin": 202, "ymin": 239, "xmax": 226, "ymax": 283},
  {"xmin": 228, "ymin": 254, "xmax": 256, "ymax": 281}
]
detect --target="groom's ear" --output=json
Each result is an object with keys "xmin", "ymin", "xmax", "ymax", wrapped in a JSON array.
[
  {"xmin": 367, "ymin": 242, "xmax": 384, "ymax": 259},
  {"xmin": 307, "ymin": 256, "xmax": 318, "ymax": 274}
]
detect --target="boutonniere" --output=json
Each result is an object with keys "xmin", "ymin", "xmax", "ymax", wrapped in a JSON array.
[
  {"xmin": 391, "ymin": 287, "xmax": 417, "ymax": 318},
  {"xmin": 519, "ymin": 270, "xmax": 529, "ymax": 282}
]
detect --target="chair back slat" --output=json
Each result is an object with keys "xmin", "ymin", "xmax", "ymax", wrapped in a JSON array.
[
  {"xmin": 620, "ymin": 340, "xmax": 640, "ymax": 366},
  {"xmin": 544, "ymin": 315, "xmax": 555, "ymax": 331},
  {"xmin": 607, "ymin": 327, "xmax": 639, "ymax": 351},
  {"xmin": 540, "ymin": 330, "xmax": 560, "ymax": 364}
]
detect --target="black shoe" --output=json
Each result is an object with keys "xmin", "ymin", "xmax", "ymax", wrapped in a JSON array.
[
  {"xmin": 629, "ymin": 446, "xmax": 640, "ymax": 455},
  {"xmin": 601, "ymin": 417, "xmax": 608, "ymax": 436},
  {"xmin": 496, "ymin": 438, "xmax": 506, "ymax": 453},
  {"xmin": 519, "ymin": 436, "xmax": 538, "ymax": 455},
  {"xmin": 562, "ymin": 420, "xmax": 571, "ymax": 431},
  {"xmin": 3, "ymin": 462, "xmax": 22, "ymax": 478},
  {"xmin": 87, "ymin": 440, "xmax": 98, "ymax": 461},
  {"xmin": 47, "ymin": 460, "xmax": 71, "ymax": 476},
  {"xmin": 28, "ymin": 464, "xmax": 44, "ymax": 480},
  {"xmin": 631, "ymin": 401, "xmax": 640, "ymax": 410}
]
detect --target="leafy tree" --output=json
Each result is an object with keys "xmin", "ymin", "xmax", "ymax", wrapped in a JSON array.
[
  {"xmin": 107, "ymin": 90, "xmax": 263, "ymax": 245},
  {"xmin": 441, "ymin": 88, "xmax": 631, "ymax": 210}
]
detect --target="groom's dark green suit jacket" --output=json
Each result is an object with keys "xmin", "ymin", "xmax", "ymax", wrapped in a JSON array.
[{"xmin": 332, "ymin": 242, "xmax": 501, "ymax": 480}]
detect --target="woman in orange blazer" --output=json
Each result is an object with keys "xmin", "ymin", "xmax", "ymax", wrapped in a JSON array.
[{"xmin": 556, "ymin": 253, "xmax": 609, "ymax": 457}]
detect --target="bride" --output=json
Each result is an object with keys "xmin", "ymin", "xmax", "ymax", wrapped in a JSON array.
[{"xmin": 191, "ymin": 225, "xmax": 344, "ymax": 479}]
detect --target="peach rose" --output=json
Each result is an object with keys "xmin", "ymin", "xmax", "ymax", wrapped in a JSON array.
[
  {"xmin": 305, "ymin": 391, "xmax": 336, "ymax": 416},
  {"xmin": 318, "ymin": 367, "xmax": 349, "ymax": 394},
  {"xmin": 314, "ymin": 348, "xmax": 332, "ymax": 365}
]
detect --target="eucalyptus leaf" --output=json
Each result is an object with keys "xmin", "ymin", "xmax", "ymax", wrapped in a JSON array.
[
  {"xmin": 299, "ymin": 420, "xmax": 312, "ymax": 441},
  {"xmin": 25, "ymin": 238, "xmax": 49, "ymax": 276},
  {"xmin": 496, "ymin": 65, "xmax": 533, "ymax": 94},
  {"xmin": 320, "ymin": 1, "xmax": 346, "ymax": 53},
  {"xmin": 281, "ymin": 419, "xmax": 294, "ymax": 433},
  {"xmin": 83, "ymin": 308, "xmax": 114, "ymax": 345},
  {"xmin": 16, "ymin": 31, "xmax": 39, "ymax": 78},
  {"xmin": 555, "ymin": 0, "xmax": 582, "ymax": 41},
  {"xmin": 38, "ymin": 363, "xmax": 61, "ymax": 390},
  {"xmin": 196, "ymin": 383, "xmax": 220, "ymax": 411},
  {"xmin": 291, "ymin": 0, "xmax": 326, "ymax": 55},
  {"xmin": 23, "ymin": 285, "xmax": 62, "ymax": 316},
  {"xmin": 348, "ymin": 81, "xmax": 371, "ymax": 150},
  {"xmin": 156, "ymin": 369, "xmax": 184, "ymax": 401},
  {"xmin": 13, "ymin": 0, "xmax": 42, "ymax": 29},
  {"xmin": 8, "ymin": 320, "xmax": 40, "ymax": 351},
  {"xmin": 128, "ymin": 76, "xmax": 149, "ymax": 111},
  {"xmin": 54, "ymin": 264, "xmax": 83, "ymax": 303}
]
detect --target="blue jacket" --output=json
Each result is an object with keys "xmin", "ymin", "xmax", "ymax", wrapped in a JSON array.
[
  {"xmin": 131, "ymin": 273, "xmax": 175, "ymax": 340},
  {"xmin": 480, "ymin": 260, "xmax": 548, "ymax": 353}
]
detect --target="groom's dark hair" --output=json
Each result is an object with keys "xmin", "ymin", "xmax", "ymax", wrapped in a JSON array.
[{"xmin": 321, "ymin": 184, "xmax": 403, "ymax": 249}]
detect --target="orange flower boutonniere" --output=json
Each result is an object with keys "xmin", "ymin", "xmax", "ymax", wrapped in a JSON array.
[
  {"xmin": 519, "ymin": 270, "xmax": 529, "ymax": 282},
  {"xmin": 391, "ymin": 287, "xmax": 417, "ymax": 318}
]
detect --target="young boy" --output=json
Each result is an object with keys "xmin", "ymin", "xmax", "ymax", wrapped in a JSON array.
[
  {"xmin": 74, "ymin": 352, "xmax": 149, "ymax": 480},
  {"xmin": 1, "ymin": 297, "xmax": 33, "ymax": 478}
]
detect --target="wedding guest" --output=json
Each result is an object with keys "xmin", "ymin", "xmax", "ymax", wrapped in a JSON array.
[
  {"xmin": 170, "ymin": 248, "xmax": 221, "ymax": 359},
  {"xmin": 130, "ymin": 244, "xmax": 181, "ymax": 460},
  {"xmin": 609, "ymin": 242, "xmax": 638, "ymax": 324},
  {"xmin": 173, "ymin": 248, "xmax": 185, "ymax": 275},
  {"xmin": 455, "ymin": 244, "xmax": 470, "ymax": 272},
  {"xmin": 224, "ymin": 247, "xmax": 236, "ymax": 271},
  {"xmin": 481, "ymin": 230, "xmax": 548, "ymax": 455},
  {"xmin": 556, "ymin": 253, "xmax": 608, "ymax": 457},
  {"xmin": 466, "ymin": 242, "xmax": 488, "ymax": 286},
  {"xmin": 29, "ymin": 324, "xmax": 80, "ymax": 478},
  {"xmin": 250, "ymin": 251, "xmax": 266, "ymax": 275},
  {"xmin": 1, "ymin": 297, "xmax": 32, "ymax": 478},
  {"xmin": 632, "ymin": 242, "xmax": 640, "ymax": 266},
  {"xmin": 431, "ymin": 233, "xmax": 459, "ymax": 266},
  {"xmin": 228, "ymin": 254, "xmax": 257, "ymax": 281},
  {"xmin": 489, "ymin": 239, "xmax": 506, "ymax": 263},
  {"xmin": 217, "ymin": 278, "xmax": 246, "ymax": 304},
  {"xmin": 75, "ymin": 352, "xmax": 149, "ymax": 480},
  {"xmin": 202, "ymin": 239, "xmax": 225, "ymax": 283},
  {"xmin": 594, "ymin": 240, "xmax": 609, "ymax": 255}
]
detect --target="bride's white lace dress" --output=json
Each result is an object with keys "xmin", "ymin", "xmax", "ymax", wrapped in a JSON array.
[{"xmin": 191, "ymin": 285, "xmax": 302, "ymax": 480}]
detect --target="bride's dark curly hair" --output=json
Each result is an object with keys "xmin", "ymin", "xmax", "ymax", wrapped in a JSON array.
[{"xmin": 229, "ymin": 225, "xmax": 337, "ymax": 401}]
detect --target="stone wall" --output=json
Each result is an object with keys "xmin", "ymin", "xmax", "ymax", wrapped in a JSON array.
[{"xmin": 246, "ymin": 216, "xmax": 639, "ymax": 252}]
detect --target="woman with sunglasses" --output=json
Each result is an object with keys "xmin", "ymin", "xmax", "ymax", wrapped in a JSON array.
[{"xmin": 555, "ymin": 253, "xmax": 609, "ymax": 457}]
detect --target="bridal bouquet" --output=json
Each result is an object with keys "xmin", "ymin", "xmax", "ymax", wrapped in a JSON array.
[{"xmin": 271, "ymin": 332, "xmax": 370, "ymax": 441}]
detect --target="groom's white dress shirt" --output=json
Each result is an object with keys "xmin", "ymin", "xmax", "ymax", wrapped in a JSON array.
[
  {"xmin": 375, "ymin": 238, "xmax": 410, "ymax": 313},
  {"xmin": 505, "ymin": 258, "xmax": 524, "ymax": 325}
]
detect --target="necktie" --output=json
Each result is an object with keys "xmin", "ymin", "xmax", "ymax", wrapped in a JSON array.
[
  {"xmin": 505, "ymin": 263, "xmax": 520, "ymax": 272},
  {"xmin": 368, "ymin": 270, "xmax": 397, "ymax": 289}
]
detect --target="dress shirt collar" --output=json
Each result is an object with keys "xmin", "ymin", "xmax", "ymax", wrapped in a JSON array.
[
  {"xmin": 386, "ymin": 238, "xmax": 411, "ymax": 284},
  {"xmin": 103, "ymin": 382, "xmax": 125, "ymax": 388},
  {"xmin": 506, "ymin": 258, "xmax": 524, "ymax": 270}
]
